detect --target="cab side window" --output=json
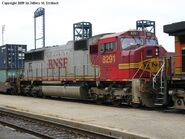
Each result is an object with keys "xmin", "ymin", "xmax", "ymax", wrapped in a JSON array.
[{"xmin": 100, "ymin": 42, "xmax": 116, "ymax": 52}]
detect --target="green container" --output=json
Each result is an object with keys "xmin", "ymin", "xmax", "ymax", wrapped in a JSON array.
[
  {"xmin": 0, "ymin": 70, "xmax": 7, "ymax": 82},
  {"xmin": 0, "ymin": 69, "xmax": 23, "ymax": 82}
]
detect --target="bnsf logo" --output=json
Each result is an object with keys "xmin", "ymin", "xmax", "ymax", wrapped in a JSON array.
[{"xmin": 48, "ymin": 57, "xmax": 68, "ymax": 69}]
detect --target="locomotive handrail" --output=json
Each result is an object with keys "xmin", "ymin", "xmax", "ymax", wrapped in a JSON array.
[
  {"xmin": 152, "ymin": 59, "xmax": 165, "ymax": 89},
  {"xmin": 139, "ymin": 62, "xmax": 150, "ymax": 79},
  {"xmin": 132, "ymin": 61, "xmax": 150, "ymax": 79},
  {"xmin": 24, "ymin": 64, "xmax": 99, "ymax": 81},
  {"xmin": 131, "ymin": 65, "xmax": 142, "ymax": 79}
]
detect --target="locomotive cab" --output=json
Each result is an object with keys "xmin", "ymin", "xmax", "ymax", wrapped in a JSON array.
[
  {"xmin": 90, "ymin": 30, "xmax": 165, "ymax": 81},
  {"xmin": 89, "ymin": 29, "xmax": 168, "ymax": 107}
]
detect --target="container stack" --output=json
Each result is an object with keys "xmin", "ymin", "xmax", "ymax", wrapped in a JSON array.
[{"xmin": 0, "ymin": 44, "xmax": 27, "ymax": 82}]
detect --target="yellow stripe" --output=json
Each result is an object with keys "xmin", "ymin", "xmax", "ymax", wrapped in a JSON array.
[
  {"xmin": 122, "ymin": 79, "xmax": 129, "ymax": 81},
  {"xmin": 25, "ymin": 75, "xmax": 99, "ymax": 80},
  {"xmin": 172, "ymin": 77, "xmax": 181, "ymax": 80},
  {"xmin": 175, "ymin": 67, "xmax": 185, "ymax": 74},
  {"xmin": 118, "ymin": 63, "xmax": 139, "ymax": 69},
  {"xmin": 106, "ymin": 79, "xmax": 111, "ymax": 81},
  {"xmin": 118, "ymin": 58, "xmax": 162, "ymax": 73}
]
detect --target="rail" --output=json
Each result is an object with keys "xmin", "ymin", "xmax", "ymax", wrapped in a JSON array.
[{"xmin": 0, "ymin": 109, "xmax": 119, "ymax": 139}]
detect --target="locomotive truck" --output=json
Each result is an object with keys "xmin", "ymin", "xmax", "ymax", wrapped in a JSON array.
[{"xmin": 9, "ymin": 20, "xmax": 168, "ymax": 108}]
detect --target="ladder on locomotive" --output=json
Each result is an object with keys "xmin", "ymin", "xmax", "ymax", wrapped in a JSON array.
[{"xmin": 152, "ymin": 59, "xmax": 166, "ymax": 106}]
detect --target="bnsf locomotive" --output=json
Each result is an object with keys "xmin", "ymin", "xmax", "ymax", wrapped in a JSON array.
[
  {"xmin": 11, "ymin": 20, "xmax": 168, "ymax": 108},
  {"xmin": 164, "ymin": 21, "xmax": 185, "ymax": 110}
]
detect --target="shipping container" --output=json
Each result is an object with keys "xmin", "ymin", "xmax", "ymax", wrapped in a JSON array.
[
  {"xmin": 0, "ymin": 44, "xmax": 26, "ymax": 82},
  {"xmin": 0, "ymin": 44, "xmax": 27, "ymax": 69},
  {"xmin": 0, "ymin": 70, "xmax": 7, "ymax": 82},
  {"xmin": 0, "ymin": 69, "xmax": 24, "ymax": 82}
]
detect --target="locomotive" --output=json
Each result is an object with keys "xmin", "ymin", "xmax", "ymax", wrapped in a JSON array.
[
  {"xmin": 164, "ymin": 21, "xmax": 185, "ymax": 110},
  {"xmin": 11, "ymin": 20, "xmax": 168, "ymax": 108}
]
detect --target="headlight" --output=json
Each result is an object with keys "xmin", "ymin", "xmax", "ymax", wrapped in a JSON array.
[{"xmin": 155, "ymin": 47, "xmax": 159, "ymax": 56}]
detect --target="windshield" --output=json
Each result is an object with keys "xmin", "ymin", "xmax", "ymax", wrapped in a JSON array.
[
  {"xmin": 146, "ymin": 39, "xmax": 158, "ymax": 45},
  {"xmin": 120, "ymin": 38, "xmax": 143, "ymax": 49}
]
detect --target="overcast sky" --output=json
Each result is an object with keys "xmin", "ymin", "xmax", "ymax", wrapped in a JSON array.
[{"xmin": 0, "ymin": 0, "xmax": 184, "ymax": 51}]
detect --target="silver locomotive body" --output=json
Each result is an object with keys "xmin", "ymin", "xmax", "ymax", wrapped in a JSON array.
[
  {"xmin": 24, "ymin": 35, "xmax": 102, "ymax": 81},
  {"xmin": 23, "ymin": 36, "xmax": 101, "ymax": 98}
]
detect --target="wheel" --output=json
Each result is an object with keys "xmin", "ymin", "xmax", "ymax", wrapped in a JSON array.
[
  {"xmin": 126, "ymin": 95, "xmax": 132, "ymax": 105},
  {"xmin": 37, "ymin": 91, "xmax": 44, "ymax": 98},
  {"xmin": 131, "ymin": 102, "xmax": 141, "ymax": 108},
  {"xmin": 112, "ymin": 99, "xmax": 122, "ymax": 107},
  {"xmin": 9, "ymin": 88, "xmax": 16, "ymax": 95},
  {"xmin": 96, "ymin": 97, "xmax": 104, "ymax": 105}
]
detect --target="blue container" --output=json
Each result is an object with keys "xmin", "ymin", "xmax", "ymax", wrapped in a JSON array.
[{"xmin": 0, "ymin": 44, "xmax": 27, "ymax": 69}]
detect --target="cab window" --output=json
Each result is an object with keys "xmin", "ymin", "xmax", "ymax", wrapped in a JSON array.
[
  {"xmin": 100, "ymin": 42, "xmax": 116, "ymax": 52},
  {"xmin": 146, "ymin": 39, "xmax": 158, "ymax": 45},
  {"xmin": 120, "ymin": 38, "xmax": 143, "ymax": 49}
]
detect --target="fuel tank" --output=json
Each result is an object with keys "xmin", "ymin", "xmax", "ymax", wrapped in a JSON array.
[{"xmin": 42, "ymin": 86, "xmax": 88, "ymax": 99}]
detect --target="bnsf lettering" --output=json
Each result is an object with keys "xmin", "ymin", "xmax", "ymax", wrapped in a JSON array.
[
  {"xmin": 143, "ymin": 61, "xmax": 158, "ymax": 70},
  {"xmin": 151, "ymin": 62, "xmax": 158, "ymax": 67},
  {"xmin": 143, "ymin": 61, "xmax": 150, "ymax": 70},
  {"xmin": 48, "ymin": 57, "xmax": 68, "ymax": 69}
]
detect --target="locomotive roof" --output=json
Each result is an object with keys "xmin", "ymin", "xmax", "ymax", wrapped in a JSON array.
[
  {"xmin": 100, "ymin": 32, "xmax": 122, "ymax": 39},
  {"xmin": 99, "ymin": 29, "xmax": 142, "ymax": 39},
  {"xmin": 26, "ymin": 42, "xmax": 72, "ymax": 53},
  {"xmin": 27, "ymin": 47, "xmax": 45, "ymax": 53}
]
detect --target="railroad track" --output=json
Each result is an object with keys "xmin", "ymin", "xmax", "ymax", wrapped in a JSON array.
[{"xmin": 0, "ymin": 110, "xmax": 118, "ymax": 139}]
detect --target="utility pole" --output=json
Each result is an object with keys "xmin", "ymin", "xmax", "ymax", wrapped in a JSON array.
[{"xmin": 2, "ymin": 25, "xmax": 5, "ymax": 46}]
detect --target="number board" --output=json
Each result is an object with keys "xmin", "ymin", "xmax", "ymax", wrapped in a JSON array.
[
  {"xmin": 129, "ymin": 31, "xmax": 139, "ymax": 36},
  {"xmin": 102, "ymin": 54, "xmax": 116, "ymax": 64}
]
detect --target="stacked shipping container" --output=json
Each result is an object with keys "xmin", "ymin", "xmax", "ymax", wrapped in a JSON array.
[{"xmin": 0, "ymin": 44, "xmax": 27, "ymax": 82}]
